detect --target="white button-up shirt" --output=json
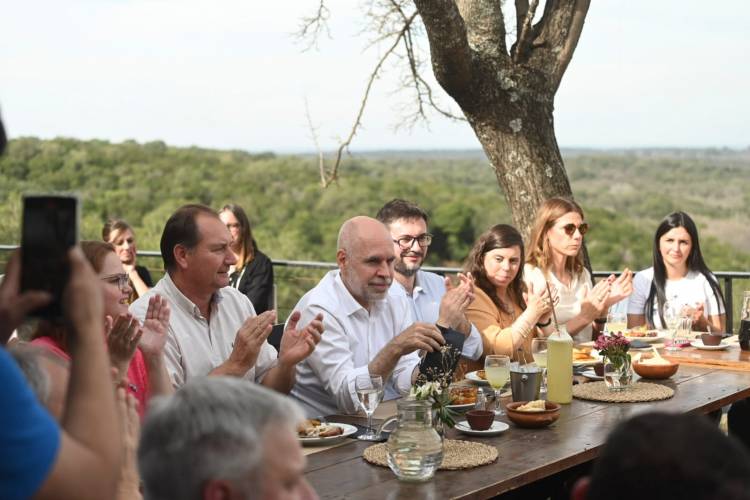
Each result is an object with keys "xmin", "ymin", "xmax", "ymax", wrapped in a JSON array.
[
  {"xmin": 388, "ymin": 270, "xmax": 483, "ymax": 361},
  {"xmin": 130, "ymin": 272, "xmax": 277, "ymax": 388},
  {"xmin": 290, "ymin": 270, "xmax": 419, "ymax": 417}
]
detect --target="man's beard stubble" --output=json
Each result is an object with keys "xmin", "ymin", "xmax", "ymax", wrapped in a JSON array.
[{"xmin": 395, "ymin": 252, "xmax": 423, "ymax": 278}]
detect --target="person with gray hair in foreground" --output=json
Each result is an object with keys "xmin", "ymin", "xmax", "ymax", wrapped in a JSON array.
[{"xmin": 138, "ymin": 377, "xmax": 317, "ymax": 500}]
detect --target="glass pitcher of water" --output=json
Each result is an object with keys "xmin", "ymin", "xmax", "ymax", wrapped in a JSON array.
[{"xmin": 378, "ymin": 399, "xmax": 443, "ymax": 482}]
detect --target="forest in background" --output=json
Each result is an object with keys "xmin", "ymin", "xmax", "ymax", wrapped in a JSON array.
[{"xmin": 1, "ymin": 137, "xmax": 749, "ymax": 323}]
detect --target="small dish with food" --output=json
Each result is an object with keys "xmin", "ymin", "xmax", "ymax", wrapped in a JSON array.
[{"xmin": 505, "ymin": 400, "xmax": 561, "ymax": 428}]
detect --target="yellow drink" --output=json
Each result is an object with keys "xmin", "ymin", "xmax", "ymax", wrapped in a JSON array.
[
  {"xmin": 532, "ymin": 351, "xmax": 548, "ymax": 368},
  {"xmin": 547, "ymin": 328, "xmax": 573, "ymax": 404},
  {"xmin": 485, "ymin": 366, "xmax": 510, "ymax": 389}
]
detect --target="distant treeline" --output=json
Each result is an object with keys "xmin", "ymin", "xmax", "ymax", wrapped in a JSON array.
[{"xmin": 1, "ymin": 137, "xmax": 749, "ymax": 321}]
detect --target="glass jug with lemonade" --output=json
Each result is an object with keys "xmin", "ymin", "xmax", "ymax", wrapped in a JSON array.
[{"xmin": 546, "ymin": 326, "xmax": 573, "ymax": 404}]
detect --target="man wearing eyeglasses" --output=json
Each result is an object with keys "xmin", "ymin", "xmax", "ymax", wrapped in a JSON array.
[{"xmin": 376, "ymin": 200, "xmax": 483, "ymax": 374}]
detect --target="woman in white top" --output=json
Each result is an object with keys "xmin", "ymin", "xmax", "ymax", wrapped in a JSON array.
[
  {"xmin": 524, "ymin": 197, "xmax": 633, "ymax": 341},
  {"xmin": 627, "ymin": 212, "xmax": 725, "ymax": 332}
]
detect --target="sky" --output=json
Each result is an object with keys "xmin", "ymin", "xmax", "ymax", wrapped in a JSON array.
[{"xmin": 1, "ymin": 0, "xmax": 748, "ymax": 153}]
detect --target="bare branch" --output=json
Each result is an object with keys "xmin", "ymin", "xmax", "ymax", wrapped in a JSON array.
[
  {"xmin": 296, "ymin": 0, "xmax": 331, "ymax": 51},
  {"xmin": 455, "ymin": 0, "xmax": 507, "ymax": 58},
  {"xmin": 413, "ymin": 0, "xmax": 473, "ymax": 98},
  {"xmin": 512, "ymin": 0, "xmax": 539, "ymax": 62},
  {"xmin": 552, "ymin": 0, "xmax": 591, "ymax": 89},
  {"xmin": 304, "ymin": 99, "xmax": 327, "ymax": 187},
  {"xmin": 318, "ymin": 13, "xmax": 418, "ymax": 188},
  {"xmin": 515, "ymin": 0, "xmax": 530, "ymax": 38}
]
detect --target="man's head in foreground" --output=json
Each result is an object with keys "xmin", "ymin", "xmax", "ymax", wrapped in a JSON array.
[{"xmin": 139, "ymin": 377, "xmax": 317, "ymax": 500}]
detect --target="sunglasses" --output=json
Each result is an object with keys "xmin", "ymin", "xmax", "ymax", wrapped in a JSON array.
[
  {"xmin": 561, "ymin": 222, "xmax": 589, "ymax": 237},
  {"xmin": 393, "ymin": 233, "xmax": 433, "ymax": 250}
]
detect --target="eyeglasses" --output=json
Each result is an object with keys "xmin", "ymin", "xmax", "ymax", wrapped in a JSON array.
[
  {"xmin": 561, "ymin": 222, "xmax": 589, "ymax": 236},
  {"xmin": 101, "ymin": 273, "xmax": 129, "ymax": 291},
  {"xmin": 392, "ymin": 233, "xmax": 433, "ymax": 250}
]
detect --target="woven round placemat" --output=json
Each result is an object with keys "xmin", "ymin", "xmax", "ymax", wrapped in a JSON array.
[
  {"xmin": 573, "ymin": 381, "xmax": 674, "ymax": 402},
  {"xmin": 363, "ymin": 439, "xmax": 497, "ymax": 470}
]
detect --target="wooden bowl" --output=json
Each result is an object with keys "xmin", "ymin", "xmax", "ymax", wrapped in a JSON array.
[
  {"xmin": 505, "ymin": 401, "xmax": 561, "ymax": 428},
  {"xmin": 633, "ymin": 359, "xmax": 679, "ymax": 379}
]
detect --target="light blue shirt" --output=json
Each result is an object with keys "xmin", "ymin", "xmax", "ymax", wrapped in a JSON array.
[{"xmin": 388, "ymin": 270, "xmax": 483, "ymax": 361}]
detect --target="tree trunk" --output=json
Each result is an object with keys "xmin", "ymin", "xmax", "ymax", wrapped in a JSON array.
[
  {"xmin": 464, "ymin": 95, "xmax": 572, "ymax": 239},
  {"xmin": 414, "ymin": 0, "xmax": 591, "ymax": 238}
]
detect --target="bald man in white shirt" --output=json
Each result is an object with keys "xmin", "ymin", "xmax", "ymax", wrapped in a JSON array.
[{"xmin": 290, "ymin": 216, "xmax": 446, "ymax": 417}]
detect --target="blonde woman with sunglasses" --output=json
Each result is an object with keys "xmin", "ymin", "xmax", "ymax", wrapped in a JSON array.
[{"xmin": 524, "ymin": 197, "xmax": 633, "ymax": 341}]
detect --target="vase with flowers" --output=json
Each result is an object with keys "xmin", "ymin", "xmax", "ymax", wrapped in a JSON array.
[
  {"xmin": 594, "ymin": 333, "xmax": 632, "ymax": 391},
  {"xmin": 408, "ymin": 344, "xmax": 462, "ymax": 434}
]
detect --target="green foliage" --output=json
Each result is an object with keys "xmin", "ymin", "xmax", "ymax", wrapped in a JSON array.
[{"xmin": 2, "ymin": 138, "xmax": 749, "ymax": 326}]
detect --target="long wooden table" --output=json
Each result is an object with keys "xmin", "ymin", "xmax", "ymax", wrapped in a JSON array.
[{"xmin": 304, "ymin": 361, "xmax": 750, "ymax": 499}]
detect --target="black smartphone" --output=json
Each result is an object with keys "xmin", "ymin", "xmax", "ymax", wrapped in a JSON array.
[
  {"xmin": 418, "ymin": 326, "xmax": 466, "ymax": 381},
  {"xmin": 20, "ymin": 195, "xmax": 80, "ymax": 320}
]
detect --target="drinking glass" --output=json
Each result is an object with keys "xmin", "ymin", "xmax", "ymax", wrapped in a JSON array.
[
  {"xmin": 605, "ymin": 311, "xmax": 627, "ymax": 335},
  {"xmin": 667, "ymin": 317, "xmax": 693, "ymax": 351},
  {"xmin": 355, "ymin": 374, "xmax": 384, "ymax": 441},
  {"xmin": 484, "ymin": 355, "xmax": 511, "ymax": 415},
  {"xmin": 531, "ymin": 339, "xmax": 548, "ymax": 394}
]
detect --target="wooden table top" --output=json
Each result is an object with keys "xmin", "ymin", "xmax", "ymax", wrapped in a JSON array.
[{"xmin": 304, "ymin": 364, "xmax": 750, "ymax": 499}]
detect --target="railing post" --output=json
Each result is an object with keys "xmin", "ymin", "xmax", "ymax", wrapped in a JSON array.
[{"xmin": 725, "ymin": 277, "xmax": 733, "ymax": 334}]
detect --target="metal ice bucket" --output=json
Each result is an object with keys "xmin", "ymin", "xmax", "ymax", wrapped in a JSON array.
[{"xmin": 510, "ymin": 364, "xmax": 543, "ymax": 402}]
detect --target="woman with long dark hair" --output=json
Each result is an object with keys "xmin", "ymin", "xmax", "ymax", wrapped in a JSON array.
[
  {"xmin": 218, "ymin": 203, "xmax": 274, "ymax": 313},
  {"xmin": 462, "ymin": 224, "xmax": 555, "ymax": 370},
  {"xmin": 525, "ymin": 197, "xmax": 633, "ymax": 341},
  {"xmin": 627, "ymin": 212, "xmax": 725, "ymax": 332}
]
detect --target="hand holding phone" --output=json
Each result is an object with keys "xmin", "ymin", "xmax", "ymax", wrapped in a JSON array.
[{"xmin": 20, "ymin": 195, "xmax": 80, "ymax": 320}]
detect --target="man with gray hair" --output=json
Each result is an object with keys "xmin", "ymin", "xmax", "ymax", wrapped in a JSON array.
[
  {"xmin": 139, "ymin": 377, "xmax": 316, "ymax": 500},
  {"xmin": 290, "ymin": 216, "xmax": 446, "ymax": 417}
]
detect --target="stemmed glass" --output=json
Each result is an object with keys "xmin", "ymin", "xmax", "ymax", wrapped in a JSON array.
[
  {"xmin": 484, "ymin": 355, "xmax": 511, "ymax": 415},
  {"xmin": 605, "ymin": 311, "xmax": 627, "ymax": 336},
  {"xmin": 531, "ymin": 339, "xmax": 548, "ymax": 394},
  {"xmin": 355, "ymin": 374, "xmax": 384, "ymax": 441}
]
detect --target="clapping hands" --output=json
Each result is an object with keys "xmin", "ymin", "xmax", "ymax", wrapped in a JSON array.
[
  {"xmin": 278, "ymin": 311, "xmax": 324, "ymax": 366},
  {"xmin": 138, "ymin": 295, "xmax": 170, "ymax": 357},
  {"xmin": 438, "ymin": 273, "xmax": 474, "ymax": 334}
]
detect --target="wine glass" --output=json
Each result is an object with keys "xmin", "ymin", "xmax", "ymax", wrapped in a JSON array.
[
  {"xmin": 605, "ymin": 311, "xmax": 627, "ymax": 336},
  {"xmin": 531, "ymin": 339, "xmax": 548, "ymax": 394},
  {"xmin": 484, "ymin": 355, "xmax": 511, "ymax": 415},
  {"xmin": 355, "ymin": 374, "xmax": 384, "ymax": 441}
]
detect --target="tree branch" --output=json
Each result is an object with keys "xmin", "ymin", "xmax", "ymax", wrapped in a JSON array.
[
  {"xmin": 515, "ymin": 0, "xmax": 529, "ymax": 38},
  {"xmin": 552, "ymin": 0, "xmax": 591, "ymax": 89},
  {"xmin": 316, "ymin": 13, "xmax": 417, "ymax": 187},
  {"xmin": 455, "ymin": 0, "xmax": 507, "ymax": 58},
  {"xmin": 413, "ymin": 0, "xmax": 473, "ymax": 98},
  {"xmin": 512, "ymin": 0, "xmax": 539, "ymax": 62},
  {"xmin": 296, "ymin": 0, "xmax": 331, "ymax": 51},
  {"xmin": 303, "ymin": 99, "xmax": 327, "ymax": 187}
]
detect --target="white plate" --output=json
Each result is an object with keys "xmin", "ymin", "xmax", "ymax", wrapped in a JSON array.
[
  {"xmin": 580, "ymin": 370, "xmax": 603, "ymax": 380},
  {"xmin": 455, "ymin": 420, "xmax": 509, "ymax": 436},
  {"xmin": 573, "ymin": 355, "xmax": 602, "ymax": 367},
  {"xmin": 622, "ymin": 333, "xmax": 668, "ymax": 343},
  {"xmin": 690, "ymin": 340, "xmax": 731, "ymax": 351},
  {"xmin": 465, "ymin": 371, "xmax": 490, "ymax": 385},
  {"xmin": 298, "ymin": 423, "xmax": 358, "ymax": 446},
  {"xmin": 446, "ymin": 402, "xmax": 477, "ymax": 412}
]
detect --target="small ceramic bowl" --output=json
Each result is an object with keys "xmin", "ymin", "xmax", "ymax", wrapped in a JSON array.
[
  {"xmin": 505, "ymin": 401, "xmax": 561, "ymax": 428},
  {"xmin": 465, "ymin": 410, "xmax": 494, "ymax": 431},
  {"xmin": 633, "ymin": 359, "xmax": 679, "ymax": 379},
  {"xmin": 593, "ymin": 362, "xmax": 605, "ymax": 377},
  {"xmin": 700, "ymin": 333, "xmax": 723, "ymax": 346}
]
